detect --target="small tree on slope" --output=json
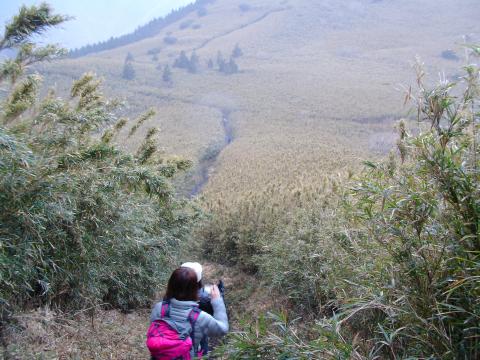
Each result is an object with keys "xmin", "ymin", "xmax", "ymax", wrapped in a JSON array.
[
  {"xmin": 163, "ymin": 64, "xmax": 173, "ymax": 83},
  {"xmin": 122, "ymin": 52, "xmax": 135, "ymax": 80}
]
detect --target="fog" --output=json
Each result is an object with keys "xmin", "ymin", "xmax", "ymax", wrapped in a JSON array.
[{"xmin": 0, "ymin": 0, "xmax": 195, "ymax": 49}]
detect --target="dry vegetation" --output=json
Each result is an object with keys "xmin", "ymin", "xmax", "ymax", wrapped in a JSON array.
[
  {"xmin": 3, "ymin": 0, "xmax": 480, "ymax": 358},
  {"xmin": 3, "ymin": 262, "xmax": 269, "ymax": 359},
  {"xmin": 39, "ymin": 0, "xmax": 478, "ymax": 199},
  {"xmin": 4, "ymin": 308, "xmax": 150, "ymax": 359}
]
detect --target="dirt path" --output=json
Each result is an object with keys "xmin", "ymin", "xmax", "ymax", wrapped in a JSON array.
[
  {"xmin": 193, "ymin": 8, "xmax": 287, "ymax": 52},
  {"xmin": 189, "ymin": 109, "xmax": 234, "ymax": 197},
  {"xmin": 4, "ymin": 261, "xmax": 267, "ymax": 359},
  {"xmin": 3, "ymin": 307, "xmax": 150, "ymax": 359},
  {"xmin": 201, "ymin": 261, "xmax": 288, "ymax": 327}
]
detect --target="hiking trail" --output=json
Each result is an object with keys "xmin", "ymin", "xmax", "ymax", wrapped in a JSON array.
[{"xmin": 189, "ymin": 109, "xmax": 234, "ymax": 197}]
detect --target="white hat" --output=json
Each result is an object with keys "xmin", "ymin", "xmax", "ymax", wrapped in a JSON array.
[{"xmin": 181, "ymin": 262, "xmax": 202, "ymax": 282}]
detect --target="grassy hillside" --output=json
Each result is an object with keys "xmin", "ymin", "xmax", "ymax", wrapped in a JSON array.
[
  {"xmin": 38, "ymin": 0, "xmax": 480, "ymax": 198},
  {"xmin": 4, "ymin": 1, "xmax": 480, "ymax": 358}
]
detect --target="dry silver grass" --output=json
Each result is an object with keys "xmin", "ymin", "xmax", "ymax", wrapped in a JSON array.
[
  {"xmin": 4, "ymin": 308, "xmax": 150, "ymax": 359},
  {"xmin": 36, "ymin": 0, "xmax": 478, "ymax": 201}
]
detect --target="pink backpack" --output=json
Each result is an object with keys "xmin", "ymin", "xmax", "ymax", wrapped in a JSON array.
[{"xmin": 146, "ymin": 300, "xmax": 202, "ymax": 360}]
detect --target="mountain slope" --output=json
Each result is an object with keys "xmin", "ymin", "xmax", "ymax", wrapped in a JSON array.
[{"xmin": 39, "ymin": 0, "xmax": 480, "ymax": 197}]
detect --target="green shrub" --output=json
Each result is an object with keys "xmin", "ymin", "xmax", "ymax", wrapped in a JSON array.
[
  {"xmin": 206, "ymin": 47, "xmax": 480, "ymax": 358},
  {"xmin": 342, "ymin": 54, "xmax": 480, "ymax": 358},
  {"xmin": 164, "ymin": 36, "xmax": 178, "ymax": 45},
  {"xmin": 0, "ymin": 76, "xmax": 196, "ymax": 313},
  {"xmin": 179, "ymin": 20, "xmax": 193, "ymax": 30},
  {"xmin": 122, "ymin": 53, "xmax": 135, "ymax": 80},
  {"xmin": 0, "ymin": 4, "xmax": 197, "ymax": 317},
  {"xmin": 217, "ymin": 312, "xmax": 354, "ymax": 359},
  {"xmin": 197, "ymin": 7, "xmax": 207, "ymax": 17},
  {"xmin": 239, "ymin": 4, "xmax": 251, "ymax": 12}
]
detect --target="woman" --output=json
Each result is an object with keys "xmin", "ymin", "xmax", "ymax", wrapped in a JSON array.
[{"xmin": 148, "ymin": 266, "xmax": 228, "ymax": 359}]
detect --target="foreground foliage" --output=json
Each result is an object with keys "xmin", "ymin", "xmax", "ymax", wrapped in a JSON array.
[
  {"xmin": 344, "ymin": 54, "xmax": 480, "ymax": 358},
  {"xmin": 204, "ymin": 49, "xmax": 480, "ymax": 358},
  {"xmin": 0, "ymin": 4, "xmax": 196, "ymax": 321}
]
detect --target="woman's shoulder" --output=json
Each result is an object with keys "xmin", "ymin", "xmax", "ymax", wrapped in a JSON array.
[
  {"xmin": 152, "ymin": 300, "xmax": 164, "ymax": 307},
  {"xmin": 168, "ymin": 298, "xmax": 200, "ymax": 313},
  {"xmin": 197, "ymin": 309, "xmax": 214, "ymax": 323},
  {"xmin": 195, "ymin": 307, "xmax": 229, "ymax": 335},
  {"xmin": 170, "ymin": 298, "xmax": 198, "ymax": 307}
]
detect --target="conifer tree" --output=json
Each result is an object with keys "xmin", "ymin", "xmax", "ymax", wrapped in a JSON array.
[
  {"xmin": 217, "ymin": 51, "xmax": 225, "ymax": 71},
  {"xmin": 216, "ymin": 51, "xmax": 225, "ymax": 70},
  {"xmin": 163, "ymin": 64, "xmax": 172, "ymax": 83},
  {"xmin": 173, "ymin": 51, "xmax": 200, "ymax": 74},
  {"xmin": 122, "ymin": 62, "xmax": 135, "ymax": 80},
  {"xmin": 227, "ymin": 57, "xmax": 239, "ymax": 73},
  {"xmin": 174, "ymin": 50, "xmax": 190, "ymax": 69},
  {"xmin": 232, "ymin": 43, "xmax": 243, "ymax": 58},
  {"xmin": 122, "ymin": 52, "xmax": 135, "ymax": 80},
  {"xmin": 188, "ymin": 51, "xmax": 200, "ymax": 73},
  {"xmin": 125, "ymin": 51, "xmax": 134, "ymax": 62},
  {"xmin": 217, "ymin": 56, "xmax": 239, "ymax": 75}
]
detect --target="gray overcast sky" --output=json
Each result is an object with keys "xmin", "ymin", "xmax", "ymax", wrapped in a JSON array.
[{"xmin": 1, "ymin": 1, "xmax": 195, "ymax": 49}]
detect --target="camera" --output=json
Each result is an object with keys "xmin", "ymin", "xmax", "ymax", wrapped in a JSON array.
[
  {"xmin": 203, "ymin": 284, "xmax": 214, "ymax": 295},
  {"xmin": 199, "ymin": 280, "xmax": 225, "ymax": 315}
]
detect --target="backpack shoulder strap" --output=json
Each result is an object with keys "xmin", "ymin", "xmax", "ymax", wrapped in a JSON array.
[
  {"xmin": 160, "ymin": 299, "xmax": 171, "ymax": 319},
  {"xmin": 187, "ymin": 306, "xmax": 201, "ymax": 354},
  {"xmin": 187, "ymin": 305, "xmax": 201, "ymax": 325}
]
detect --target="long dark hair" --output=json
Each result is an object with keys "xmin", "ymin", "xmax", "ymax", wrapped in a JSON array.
[{"xmin": 165, "ymin": 267, "xmax": 199, "ymax": 301}]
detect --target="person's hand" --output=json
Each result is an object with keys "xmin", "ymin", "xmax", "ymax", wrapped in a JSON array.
[{"xmin": 210, "ymin": 284, "xmax": 220, "ymax": 300}]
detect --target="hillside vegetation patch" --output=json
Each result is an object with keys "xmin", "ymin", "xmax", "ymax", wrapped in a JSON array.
[
  {"xmin": 0, "ymin": 6, "xmax": 197, "ymax": 352},
  {"xmin": 204, "ymin": 50, "xmax": 480, "ymax": 359}
]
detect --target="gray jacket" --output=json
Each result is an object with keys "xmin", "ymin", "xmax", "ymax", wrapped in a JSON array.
[{"xmin": 150, "ymin": 297, "xmax": 229, "ymax": 355}]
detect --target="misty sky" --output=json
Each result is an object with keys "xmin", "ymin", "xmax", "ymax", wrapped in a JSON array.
[{"xmin": 1, "ymin": 0, "xmax": 195, "ymax": 49}]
